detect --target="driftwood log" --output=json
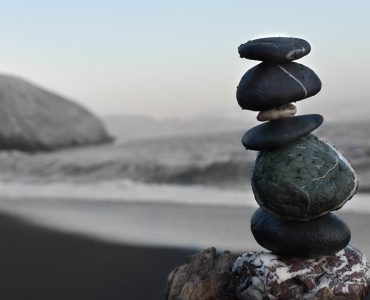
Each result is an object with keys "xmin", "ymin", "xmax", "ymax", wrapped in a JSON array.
[{"xmin": 165, "ymin": 248, "xmax": 237, "ymax": 300}]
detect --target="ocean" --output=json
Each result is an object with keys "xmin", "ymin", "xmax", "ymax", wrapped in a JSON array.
[{"xmin": 1, "ymin": 121, "xmax": 370, "ymax": 213}]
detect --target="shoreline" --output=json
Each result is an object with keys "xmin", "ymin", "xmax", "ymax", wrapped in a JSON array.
[
  {"xmin": 1, "ymin": 197, "xmax": 370, "ymax": 299},
  {"xmin": 1, "ymin": 197, "xmax": 370, "ymax": 256}
]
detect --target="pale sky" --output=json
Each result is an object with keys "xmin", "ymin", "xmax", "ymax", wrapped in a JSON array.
[{"xmin": 0, "ymin": 1, "xmax": 369, "ymax": 121}]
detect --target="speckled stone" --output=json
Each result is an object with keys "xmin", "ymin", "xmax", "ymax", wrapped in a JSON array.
[
  {"xmin": 252, "ymin": 134, "xmax": 358, "ymax": 220},
  {"xmin": 251, "ymin": 208, "xmax": 351, "ymax": 257},
  {"xmin": 237, "ymin": 62, "xmax": 321, "ymax": 111},
  {"xmin": 257, "ymin": 103, "xmax": 297, "ymax": 121},
  {"xmin": 242, "ymin": 114, "xmax": 323, "ymax": 150},
  {"xmin": 238, "ymin": 37, "xmax": 311, "ymax": 62},
  {"xmin": 232, "ymin": 246, "xmax": 370, "ymax": 300}
]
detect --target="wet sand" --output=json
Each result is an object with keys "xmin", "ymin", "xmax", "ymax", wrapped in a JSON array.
[
  {"xmin": 1, "ymin": 198, "xmax": 370, "ymax": 299},
  {"xmin": 0, "ymin": 211, "xmax": 195, "ymax": 300},
  {"xmin": 0, "ymin": 198, "xmax": 370, "ymax": 255}
]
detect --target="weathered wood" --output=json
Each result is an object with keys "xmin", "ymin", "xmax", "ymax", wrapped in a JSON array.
[{"xmin": 165, "ymin": 248, "xmax": 236, "ymax": 300}]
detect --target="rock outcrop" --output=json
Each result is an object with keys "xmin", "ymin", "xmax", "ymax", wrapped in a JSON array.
[
  {"xmin": 166, "ymin": 248, "xmax": 370, "ymax": 300},
  {"xmin": 0, "ymin": 74, "xmax": 113, "ymax": 151},
  {"xmin": 165, "ymin": 248, "xmax": 236, "ymax": 300},
  {"xmin": 233, "ymin": 246, "xmax": 370, "ymax": 300}
]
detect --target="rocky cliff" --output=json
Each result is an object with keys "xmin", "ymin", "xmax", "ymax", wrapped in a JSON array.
[{"xmin": 0, "ymin": 75, "xmax": 112, "ymax": 151}]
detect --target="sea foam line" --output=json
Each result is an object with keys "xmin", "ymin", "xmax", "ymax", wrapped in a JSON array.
[{"xmin": 0, "ymin": 181, "xmax": 369, "ymax": 214}]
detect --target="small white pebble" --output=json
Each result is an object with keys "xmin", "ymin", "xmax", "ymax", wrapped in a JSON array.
[{"xmin": 257, "ymin": 103, "xmax": 297, "ymax": 121}]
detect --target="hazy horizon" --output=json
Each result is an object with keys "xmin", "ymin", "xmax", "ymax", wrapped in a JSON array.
[{"xmin": 0, "ymin": 1, "xmax": 369, "ymax": 121}]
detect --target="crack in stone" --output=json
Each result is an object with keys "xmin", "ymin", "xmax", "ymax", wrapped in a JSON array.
[
  {"xmin": 278, "ymin": 64, "xmax": 308, "ymax": 97},
  {"xmin": 311, "ymin": 158, "xmax": 339, "ymax": 182}
]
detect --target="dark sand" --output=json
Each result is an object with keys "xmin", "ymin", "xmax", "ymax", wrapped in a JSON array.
[
  {"xmin": 0, "ymin": 212, "xmax": 195, "ymax": 300},
  {"xmin": 1, "ymin": 198, "xmax": 370, "ymax": 299},
  {"xmin": 1, "ymin": 198, "xmax": 369, "ymax": 256}
]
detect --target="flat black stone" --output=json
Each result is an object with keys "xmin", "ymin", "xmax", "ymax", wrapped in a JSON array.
[
  {"xmin": 242, "ymin": 114, "xmax": 323, "ymax": 150},
  {"xmin": 238, "ymin": 37, "xmax": 311, "ymax": 62},
  {"xmin": 251, "ymin": 208, "xmax": 351, "ymax": 258},
  {"xmin": 237, "ymin": 62, "xmax": 321, "ymax": 111}
]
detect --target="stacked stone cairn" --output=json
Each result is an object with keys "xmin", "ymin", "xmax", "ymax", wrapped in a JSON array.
[{"xmin": 232, "ymin": 37, "xmax": 370, "ymax": 299}]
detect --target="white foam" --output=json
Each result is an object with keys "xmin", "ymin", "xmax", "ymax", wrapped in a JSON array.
[
  {"xmin": 0, "ymin": 180, "xmax": 257, "ymax": 207},
  {"xmin": 0, "ymin": 180, "xmax": 369, "ymax": 213}
]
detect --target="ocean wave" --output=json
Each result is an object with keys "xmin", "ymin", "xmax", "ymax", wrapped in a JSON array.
[
  {"xmin": 1, "ymin": 180, "xmax": 369, "ymax": 215},
  {"xmin": 0, "ymin": 127, "xmax": 370, "ymax": 191},
  {"xmin": 0, "ymin": 151, "xmax": 253, "ymax": 186}
]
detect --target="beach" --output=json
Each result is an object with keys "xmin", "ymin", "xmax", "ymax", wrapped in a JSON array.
[
  {"xmin": 0, "ymin": 208, "xmax": 194, "ymax": 300},
  {"xmin": 1, "ymin": 196, "xmax": 370, "ymax": 254},
  {"xmin": 1, "ymin": 197, "xmax": 370, "ymax": 299},
  {"xmin": 0, "ymin": 122, "xmax": 369, "ymax": 299}
]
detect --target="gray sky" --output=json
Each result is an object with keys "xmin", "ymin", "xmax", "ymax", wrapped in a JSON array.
[{"xmin": 0, "ymin": 1, "xmax": 369, "ymax": 122}]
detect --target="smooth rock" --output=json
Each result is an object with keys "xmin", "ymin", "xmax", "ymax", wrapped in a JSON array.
[
  {"xmin": 257, "ymin": 103, "xmax": 297, "ymax": 121},
  {"xmin": 252, "ymin": 134, "xmax": 358, "ymax": 220},
  {"xmin": 232, "ymin": 246, "xmax": 370, "ymax": 300},
  {"xmin": 251, "ymin": 208, "xmax": 350, "ymax": 257},
  {"xmin": 237, "ymin": 62, "xmax": 321, "ymax": 111},
  {"xmin": 238, "ymin": 37, "xmax": 311, "ymax": 62},
  {"xmin": 0, "ymin": 75, "xmax": 113, "ymax": 151},
  {"xmin": 242, "ymin": 114, "xmax": 323, "ymax": 150}
]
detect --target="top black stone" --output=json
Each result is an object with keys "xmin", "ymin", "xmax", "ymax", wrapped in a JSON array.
[{"xmin": 238, "ymin": 37, "xmax": 311, "ymax": 62}]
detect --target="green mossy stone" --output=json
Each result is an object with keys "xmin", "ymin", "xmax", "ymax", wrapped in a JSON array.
[{"xmin": 251, "ymin": 134, "xmax": 358, "ymax": 220}]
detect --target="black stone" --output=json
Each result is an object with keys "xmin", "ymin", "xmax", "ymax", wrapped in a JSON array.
[
  {"xmin": 251, "ymin": 208, "xmax": 351, "ymax": 257},
  {"xmin": 242, "ymin": 114, "xmax": 323, "ymax": 150},
  {"xmin": 236, "ymin": 62, "xmax": 321, "ymax": 111},
  {"xmin": 238, "ymin": 37, "xmax": 311, "ymax": 62}
]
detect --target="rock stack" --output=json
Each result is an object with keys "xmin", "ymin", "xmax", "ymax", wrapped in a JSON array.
[{"xmin": 232, "ymin": 37, "xmax": 370, "ymax": 299}]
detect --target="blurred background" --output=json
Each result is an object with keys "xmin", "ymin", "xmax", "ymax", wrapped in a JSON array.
[{"xmin": 0, "ymin": 1, "xmax": 369, "ymax": 299}]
